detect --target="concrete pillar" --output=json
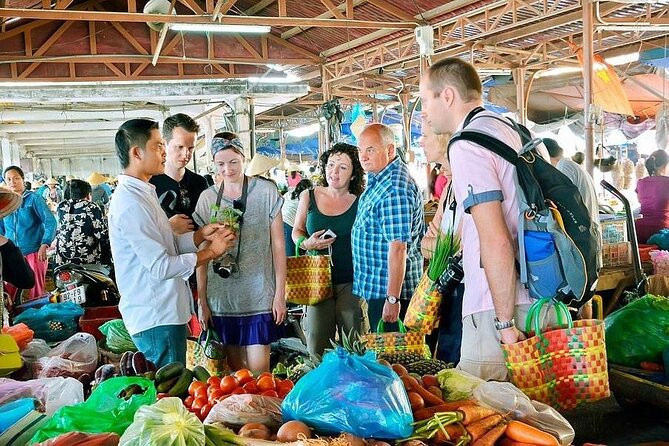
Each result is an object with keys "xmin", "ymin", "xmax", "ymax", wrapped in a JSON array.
[
  {"xmin": 514, "ymin": 67, "xmax": 527, "ymax": 126},
  {"xmin": 1, "ymin": 137, "xmax": 21, "ymax": 171},
  {"xmin": 234, "ymin": 96, "xmax": 252, "ymax": 159},
  {"xmin": 202, "ymin": 115, "xmax": 214, "ymax": 173},
  {"xmin": 582, "ymin": 0, "xmax": 595, "ymax": 176}
]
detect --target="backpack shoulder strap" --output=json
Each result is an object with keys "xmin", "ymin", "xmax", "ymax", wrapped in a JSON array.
[{"xmin": 448, "ymin": 130, "xmax": 520, "ymax": 166}]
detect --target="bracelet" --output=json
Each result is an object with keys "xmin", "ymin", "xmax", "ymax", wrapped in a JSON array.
[{"xmin": 296, "ymin": 235, "xmax": 307, "ymax": 252}]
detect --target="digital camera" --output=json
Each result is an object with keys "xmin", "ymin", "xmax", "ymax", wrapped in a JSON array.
[
  {"xmin": 435, "ymin": 252, "xmax": 464, "ymax": 297},
  {"xmin": 212, "ymin": 253, "xmax": 238, "ymax": 279}
]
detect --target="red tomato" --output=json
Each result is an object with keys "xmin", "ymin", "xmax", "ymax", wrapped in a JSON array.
[
  {"xmin": 184, "ymin": 396, "xmax": 194, "ymax": 408},
  {"xmin": 208, "ymin": 389, "xmax": 224, "ymax": 403},
  {"xmin": 188, "ymin": 381, "xmax": 206, "ymax": 397},
  {"xmin": 207, "ymin": 376, "xmax": 222, "ymax": 388},
  {"xmin": 242, "ymin": 381, "xmax": 259, "ymax": 394},
  {"xmin": 257, "ymin": 371, "xmax": 273, "ymax": 380},
  {"xmin": 200, "ymin": 403, "xmax": 212, "ymax": 421},
  {"xmin": 261, "ymin": 389, "xmax": 279, "ymax": 398},
  {"xmin": 256, "ymin": 376, "xmax": 276, "ymax": 392},
  {"xmin": 231, "ymin": 387, "xmax": 246, "ymax": 395},
  {"xmin": 207, "ymin": 385, "xmax": 220, "ymax": 398},
  {"xmin": 191, "ymin": 397, "xmax": 207, "ymax": 412},
  {"xmin": 220, "ymin": 375, "xmax": 239, "ymax": 393},
  {"xmin": 194, "ymin": 386, "xmax": 208, "ymax": 401},
  {"xmin": 277, "ymin": 382, "xmax": 293, "ymax": 398},
  {"xmin": 234, "ymin": 368, "xmax": 255, "ymax": 385}
]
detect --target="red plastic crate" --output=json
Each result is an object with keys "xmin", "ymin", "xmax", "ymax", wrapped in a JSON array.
[
  {"xmin": 638, "ymin": 244, "xmax": 659, "ymax": 263},
  {"xmin": 79, "ymin": 306, "xmax": 121, "ymax": 340}
]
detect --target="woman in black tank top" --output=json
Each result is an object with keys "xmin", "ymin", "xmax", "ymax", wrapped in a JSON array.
[{"xmin": 292, "ymin": 143, "xmax": 367, "ymax": 356}]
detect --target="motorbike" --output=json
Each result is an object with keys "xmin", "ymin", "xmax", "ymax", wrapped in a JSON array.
[{"xmin": 53, "ymin": 263, "xmax": 120, "ymax": 307}]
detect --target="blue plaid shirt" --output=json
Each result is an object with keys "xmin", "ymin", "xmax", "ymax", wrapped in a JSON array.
[{"xmin": 352, "ymin": 157, "xmax": 424, "ymax": 301}]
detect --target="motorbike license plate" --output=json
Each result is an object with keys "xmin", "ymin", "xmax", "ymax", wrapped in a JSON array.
[{"xmin": 60, "ymin": 286, "xmax": 86, "ymax": 304}]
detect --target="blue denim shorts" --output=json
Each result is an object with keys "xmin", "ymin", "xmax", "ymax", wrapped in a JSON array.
[{"xmin": 131, "ymin": 324, "xmax": 187, "ymax": 369}]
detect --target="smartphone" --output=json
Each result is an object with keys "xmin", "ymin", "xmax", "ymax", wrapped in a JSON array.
[{"xmin": 319, "ymin": 229, "xmax": 337, "ymax": 240}]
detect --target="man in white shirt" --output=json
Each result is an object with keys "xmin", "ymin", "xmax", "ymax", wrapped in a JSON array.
[{"xmin": 110, "ymin": 118, "xmax": 236, "ymax": 368}]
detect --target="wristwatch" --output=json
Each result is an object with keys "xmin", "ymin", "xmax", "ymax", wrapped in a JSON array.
[
  {"xmin": 386, "ymin": 295, "xmax": 399, "ymax": 304},
  {"xmin": 494, "ymin": 317, "xmax": 515, "ymax": 331}
]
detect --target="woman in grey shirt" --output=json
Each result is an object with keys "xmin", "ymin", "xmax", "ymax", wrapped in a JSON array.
[{"xmin": 194, "ymin": 133, "xmax": 287, "ymax": 373}]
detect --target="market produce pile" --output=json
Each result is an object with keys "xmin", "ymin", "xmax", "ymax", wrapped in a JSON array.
[
  {"xmin": 604, "ymin": 294, "xmax": 669, "ymax": 383},
  {"xmin": 0, "ymin": 323, "xmax": 576, "ymax": 446}
]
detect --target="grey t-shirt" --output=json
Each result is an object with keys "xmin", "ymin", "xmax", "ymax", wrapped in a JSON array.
[{"xmin": 193, "ymin": 177, "xmax": 283, "ymax": 317}]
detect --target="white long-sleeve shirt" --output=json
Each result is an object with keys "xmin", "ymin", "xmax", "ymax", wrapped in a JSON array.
[{"xmin": 109, "ymin": 174, "xmax": 197, "ymax": 335}]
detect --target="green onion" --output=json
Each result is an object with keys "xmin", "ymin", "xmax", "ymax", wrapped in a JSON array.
[{"xmin": 426, "ymin": 230, "xmax": 460, "ymax": 282}]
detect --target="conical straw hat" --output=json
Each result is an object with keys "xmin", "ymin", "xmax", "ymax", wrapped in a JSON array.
[
  {"xmin": 46, "ymin": 177, "xmax": 58, "ymax": 186},
  {"xmin": 87, "ymin": 172, "xmax": 108, "ymax": 186},
  {"xmin": 246, "ymin": 154, "xmax": 280, "ymax": 177},
  {"xmin": 0, "ymin": 187, "xmax": 22, "ymax": 219}
]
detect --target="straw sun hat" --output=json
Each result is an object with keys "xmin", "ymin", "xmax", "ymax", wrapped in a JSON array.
[
  {"xmin": 87, "ymin": 172, "xmax": 108, "ymax": 186},
  {"xmin": 0, "ymin": 188, "xmax": 22, "ymax": 219},
  {"xmin": 246, "ymin": 154, "xmax": 280, "ymax": 177},
  {"xmin": 46, "ymin": 177, "xmax": 58, "ymax": 186}
]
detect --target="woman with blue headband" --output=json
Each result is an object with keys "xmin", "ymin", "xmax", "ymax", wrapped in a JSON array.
[{"xmin": 194, "ymin": 132, "xmax": 287, "ymax": 373}]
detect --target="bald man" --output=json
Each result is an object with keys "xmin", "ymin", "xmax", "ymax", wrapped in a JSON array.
[{"xmin": 351, "ymin": 123, "xmax": 425, "ymax": 331}]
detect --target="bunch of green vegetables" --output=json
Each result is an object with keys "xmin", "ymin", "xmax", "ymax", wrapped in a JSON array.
[
  {"xmin": 209, "ymin": 204, "xmax": 243, "ymax": 231},
  {"xmin": 427, "ymin": 230, "xmax": 460, "ymax": 282}
]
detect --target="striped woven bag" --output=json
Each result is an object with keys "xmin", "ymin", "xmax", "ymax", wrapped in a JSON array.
[{"xmin": 502, "ymin": 298, "xmax": 610, "ymax": 411}]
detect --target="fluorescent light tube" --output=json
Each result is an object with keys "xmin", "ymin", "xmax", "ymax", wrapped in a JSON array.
[{"xmin": 170, "ymin": 23, "xmax": 271, "ymax": 33}]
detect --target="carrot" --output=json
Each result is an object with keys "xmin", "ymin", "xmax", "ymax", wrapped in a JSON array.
[
  {"xmin": 413, "ymin": 400, "xmax": 476, "ymax": 420},
  {"xmin": 466, "ymin": 414, "xmax": 504, "ymax": 442},
  {"xmin": 456, "ymin": 405, "xmax": 498, "ymax": 425},
  {"xmin": 433, "ymin": 422, "xmax": 467, "ymax": 444},
  {"xmin": 505, "ymin": 421, "xmax": 560, "ymax": 446},
  {"xmin": 402, "ymin": 375, "xmax": 446, "ymax": 406},
  {"xmin": 499, "ymin": 438, "xmax": 542, "ymax": 446},
  {"xmin": 472, "ymin": 423, "xmax": 507, "ymax": 446}
]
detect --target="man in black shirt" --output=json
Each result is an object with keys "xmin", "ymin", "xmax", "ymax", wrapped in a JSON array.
[{"xmin": 150, "ymin": 113, "xmax": 209, "ymax": 233}]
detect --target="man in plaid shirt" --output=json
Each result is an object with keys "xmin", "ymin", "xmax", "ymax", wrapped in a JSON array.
[{"xmin": 352, "ymin": 123, "xmax": 425, "ymax": 331}]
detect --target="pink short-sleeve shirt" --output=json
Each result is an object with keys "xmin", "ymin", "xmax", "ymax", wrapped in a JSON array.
[{"xmin": 449, "ymin": 111, "xmax": 534, "ymax": 317}]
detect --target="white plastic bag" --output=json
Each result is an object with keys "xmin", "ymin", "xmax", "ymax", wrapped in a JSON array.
[
  {"xmin": 473, "ymin": 381, "xmax": 575, "ymax": 446},
  {"xmin": 33, "ymin": 333, "xmax": 98, "ymax": 379},
  {"xmin": 19, "ymin": 339, "xmax": 52, "ymax": 379},
  {"xmin": 119, "ymin": 397, "xmax": 205, "ymax": 446},
  {"xmin": 0, "ymin": 377, "xmax": 84, "ymax": 415},
  {"xmin": 204, "ymin": 394, "xmax": 283, "ymax": 428}
]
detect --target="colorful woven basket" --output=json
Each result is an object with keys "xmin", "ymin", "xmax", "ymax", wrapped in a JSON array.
[
  {"xmin": 186, "ymin": 329, "xmax": 230, "ymax": 377},
  {"xmin": 404, "ymin": 272, "xmax": 442, "ymax": 335},
  {"xmin": 285, "ymin": 250, "xmax": 332, "ymax": 306},
  {"xmin": 502, "ymin": 298, "xmax": 610, "ymax": 411},
  {"xmin": 361, "ymin": 320, "xmax": 430, "ymax": 358}
]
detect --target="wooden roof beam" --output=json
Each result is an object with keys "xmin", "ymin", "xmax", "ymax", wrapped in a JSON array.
[
  {"xmin": 281, "ymin": 0, "xmax": 367, "ymax": 40},
  {"xmin": 319, "ymin": 0, "xmax": 345, "ymax": 20},
  {"xmin": 366, "ymin": 0, "xmax": 419, "ymax": 23},
  {"xmin": 0, "ymin": 8, "xmax": 417, "ymax": 29}
]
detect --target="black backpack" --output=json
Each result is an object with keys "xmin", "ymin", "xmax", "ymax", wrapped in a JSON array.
[{"xmin": 448, "ymin": 108, "xmax": 599, "ymax": 309}]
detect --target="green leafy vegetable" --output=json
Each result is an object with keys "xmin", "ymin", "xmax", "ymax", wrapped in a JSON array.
[
  {"xmin": 427, "ymin": 230, "xmax": 460, "ymax": 282},
  {"xmin": 210, "ymin": 204, "xmax": 243, "ymax": 231}
]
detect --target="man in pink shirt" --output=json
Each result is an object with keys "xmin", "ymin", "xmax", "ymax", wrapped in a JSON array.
[{"xmin": 419, "ymin": 58, "xmax": 556, "ymax": 381}]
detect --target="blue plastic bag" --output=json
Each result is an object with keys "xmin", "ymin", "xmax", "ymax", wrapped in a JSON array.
[
  {"xmin": 14, "ymin": 302, "xmax": 83, "ymax": 342},
  {"xmin": 281, "ymin": 348, "xmax": 413, "ymax": 439}
]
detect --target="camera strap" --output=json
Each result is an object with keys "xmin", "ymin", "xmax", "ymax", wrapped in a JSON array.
[{"xmin": 215, "ymin": 175, "xmax": 248, "ymax": 265}]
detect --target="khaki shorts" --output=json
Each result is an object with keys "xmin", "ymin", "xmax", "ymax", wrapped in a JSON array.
[{"xmin": 457, "ymin": 303, "xmax": 558, "ymax": 381}]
